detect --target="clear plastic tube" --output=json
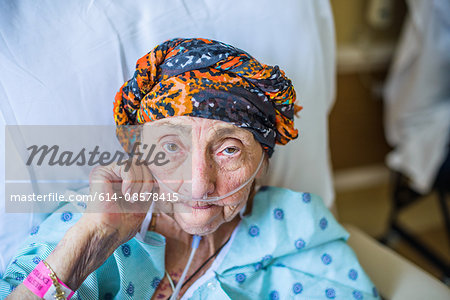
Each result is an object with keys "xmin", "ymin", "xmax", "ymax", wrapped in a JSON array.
[
  {"xmin": 137, "ymin": 155, "xmax": 263, "ymax": 240},
  {"xmin": 152, "ymin": 154, "xmax": 264, "ymax": 203},
  {"xmin": 169, "ymin": 235, "xmax": 202, "ymax": 300}
]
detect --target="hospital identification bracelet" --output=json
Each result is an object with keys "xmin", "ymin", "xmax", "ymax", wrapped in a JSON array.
[{"xmin": 24, "ymin": 260, "xmax": 74, "ymax": 299}]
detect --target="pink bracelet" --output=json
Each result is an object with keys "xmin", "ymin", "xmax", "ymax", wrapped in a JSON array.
[{"xmin": 24, "ymin": 261, "xmax": 74, "ymax": 299}]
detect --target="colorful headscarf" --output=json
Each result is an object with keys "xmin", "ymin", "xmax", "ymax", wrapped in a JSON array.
[{"xmin": 114, "ymin": 38, "xmax": 301, "ymax": 156}]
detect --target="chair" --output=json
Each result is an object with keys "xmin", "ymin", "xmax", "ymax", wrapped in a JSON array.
[{"xmin": 381, "ymin": 152, "xmax": 450, "ymax": 280}]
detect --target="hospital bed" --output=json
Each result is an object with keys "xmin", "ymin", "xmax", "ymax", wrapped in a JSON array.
[{"xmin": 0, "ymin": 1, "xmax": 449, "ymax": 299}]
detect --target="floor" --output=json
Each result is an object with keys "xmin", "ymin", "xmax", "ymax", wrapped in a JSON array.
[{"xmin": 334, "ymin": 166, "xmax": 449, "ymax": 283}]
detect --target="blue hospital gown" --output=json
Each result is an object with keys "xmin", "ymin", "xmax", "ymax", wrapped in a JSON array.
[{"xmin": 0, "ymin": 186, "xmax": 380, "ymax": 299}]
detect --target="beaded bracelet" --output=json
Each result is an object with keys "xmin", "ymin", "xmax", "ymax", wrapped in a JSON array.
[{"xmin": 24, "ymin": 260, "xmax": 74, "ymax": 300}]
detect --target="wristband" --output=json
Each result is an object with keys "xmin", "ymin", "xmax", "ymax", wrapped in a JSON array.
[
  {"xmin": 45, "ymin": 278, "xmax": 74, "ymax": 300},
  {"xmin": 24, "ymin": 260, "xmax": 74, "ymax": 299}
]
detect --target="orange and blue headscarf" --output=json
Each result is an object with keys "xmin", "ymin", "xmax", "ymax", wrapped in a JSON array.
[{"xmin": 114, "ymin": 38, "xmax": 301, "ymax": 156}]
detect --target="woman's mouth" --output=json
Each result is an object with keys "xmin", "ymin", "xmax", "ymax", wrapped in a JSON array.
[{"xmin": 191, "ymin": 202, "xmax": 214, "ymax": 209}]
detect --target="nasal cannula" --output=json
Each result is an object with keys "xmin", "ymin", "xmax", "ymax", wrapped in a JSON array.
[
  {"xmin": 151, "ymin": 153, "xmax": 264, "ymax": 202},
  {"xmin": 138, "ymin": 154, "xmax": 264, "ymax": 298}
]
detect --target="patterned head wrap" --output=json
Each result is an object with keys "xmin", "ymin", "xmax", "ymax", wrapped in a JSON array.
[{"xmin": 114, "ymin": 38, "xmax": 301, "ymax": 156}]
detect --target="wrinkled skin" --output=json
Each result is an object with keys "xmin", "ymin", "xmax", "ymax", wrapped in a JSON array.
[{"xmin": 143, "ymin": 116, "xmax": 265, "ymax": 235}]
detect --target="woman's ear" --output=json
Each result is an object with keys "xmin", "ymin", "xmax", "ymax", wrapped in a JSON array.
[{"xmin": 256, "ymin": 152, "xmax": 269, "ymax": 179}]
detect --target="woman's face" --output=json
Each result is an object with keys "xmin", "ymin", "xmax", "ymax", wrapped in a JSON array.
[{"xmin": 141, "ymin": 116, "xmax": 265, "ymax": 235}]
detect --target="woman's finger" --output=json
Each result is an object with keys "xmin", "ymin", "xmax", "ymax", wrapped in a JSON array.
[
  {"xmin": 117, "ymin": 163, "xmax": 137, "ymax": 196},
  {"xmin": 130, "ymin": 163, "xmax": 144, "ymax": 198},
  {"xmin": 140, "ymin": 165, "xmax": 154, "ymax": 194}
]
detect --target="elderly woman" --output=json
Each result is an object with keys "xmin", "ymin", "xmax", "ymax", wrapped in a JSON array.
[{"xmin": 1, "ymin": 38, "xmax": 379, "ymax": 299}]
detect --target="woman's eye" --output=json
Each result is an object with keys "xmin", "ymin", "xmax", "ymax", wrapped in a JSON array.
[
  {"xmin": 221, "ymin": 147, "xmax": 239, "ymax": 156},
  {"xmin": 163, "ymin": 143, "xmax": 180, "ymax": 153}
]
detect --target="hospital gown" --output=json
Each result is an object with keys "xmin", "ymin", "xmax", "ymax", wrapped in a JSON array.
[{"xmin": 0, "ymin": 186, "xmax": 380, "ymax": 299}]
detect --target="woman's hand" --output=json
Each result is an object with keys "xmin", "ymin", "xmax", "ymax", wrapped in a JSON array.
[
  {"xmin": 81, "ymin": 162, "xmax": 155, "ymax": 245},
  {"xmin": 7, "ymin": 163, "xmax": 155, "ymax": 298},
  {"xmin": 52, "ymin": 162, "xmax": 155, "ymax": 289}
]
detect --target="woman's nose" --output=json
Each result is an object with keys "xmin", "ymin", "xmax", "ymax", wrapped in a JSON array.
[{"xmin": 191, "ymin": 151, "xmax": 215, "ymax": 199}]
